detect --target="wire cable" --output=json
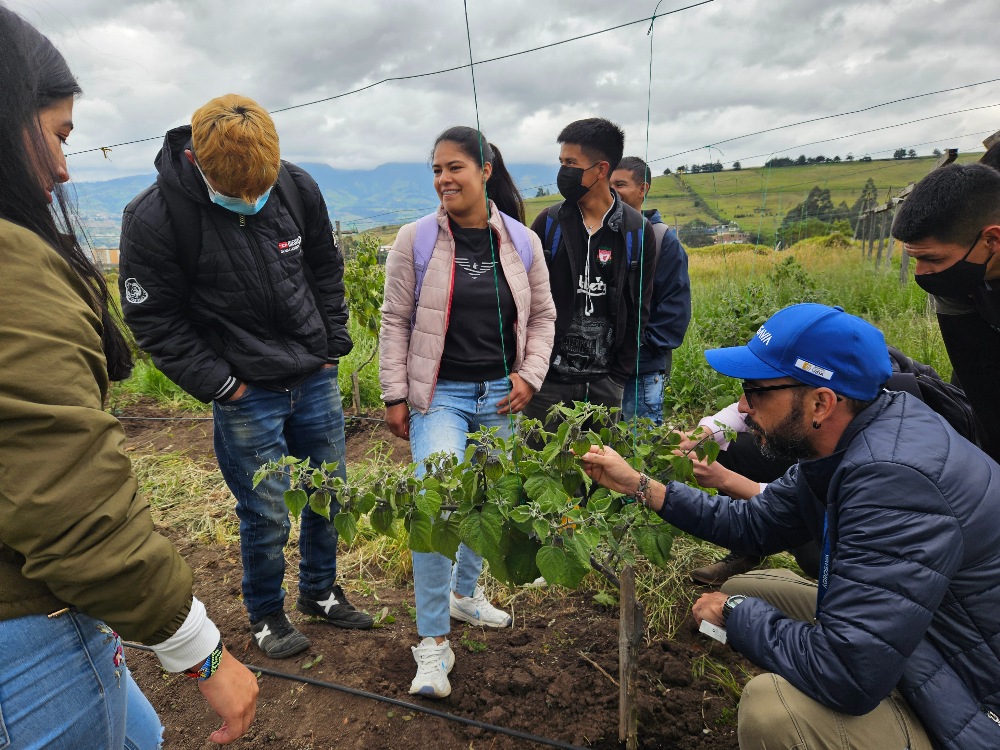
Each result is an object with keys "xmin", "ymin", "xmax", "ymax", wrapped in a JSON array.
[{"xmin": 64, "ymin": 2, "xmax": 714, "ymax": 158}]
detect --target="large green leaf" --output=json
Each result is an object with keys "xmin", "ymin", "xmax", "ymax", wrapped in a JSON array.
[
  {"xmin": 370, "ymin": 504, "xmax": 395, "ymax": 535},
  {"xmin": 309, "ymin": 490, "xmax": 332, "ymax": 520},
  {"xmin": 284, "ymin": 488, "xmax": 308, "ymax": 517},
  {"xmin": 431, "ymin": 514, "xmax": 461, "ymax": 561},
  {"xmin": 632, "ymin": 523, "xmax": 676, "ymax": 569},
  {"xmin": 333, "ymin": 511, "xmax": 357, "ymax": 547},
  {"xmin": 503, "ymin": 529, "xmax": 541, "ymax": 585},
  {"xmin": 458, "ymin": 503, "xmax": 503, "ymax": 560},
  {"xmin": 407, "ymin": 509, "xmax": 434, "ymax": 553},
  {"xmin": 414, "ymin": 488, "xmax": 442, "ymax": 519},
  {"xmin": 536, "ymin": 543, "xmax": 589, "ymax": 587},
  {"xmin": 492, "ymin": 473, "xmax": 524, "ymax": 504},
  {"xmin": 524, "ymin": 472, "xmax": 567, "ymax": 514}
]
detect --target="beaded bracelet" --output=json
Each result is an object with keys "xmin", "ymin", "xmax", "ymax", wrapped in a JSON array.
[
  {"xmin": 633, "ymin": 473, "xmax": 651, "ymax": 507},
  {"xmin": 185, "ymin": 640, "xmax": 223, "ymax": 681}
]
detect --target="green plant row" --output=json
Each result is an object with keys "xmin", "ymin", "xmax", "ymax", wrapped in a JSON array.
[{"xmin": 255, "ymin": 403, "xmax": 724, "ymax": 591}]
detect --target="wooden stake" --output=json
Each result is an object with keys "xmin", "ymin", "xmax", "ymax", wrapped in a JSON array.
[{"xmin": 619, "ymin": 565, "xmax": 644, "ymax": 750}]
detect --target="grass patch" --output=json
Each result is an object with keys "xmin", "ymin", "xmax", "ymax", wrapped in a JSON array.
[
  {"xmin": 113, "ymin": 359, "xmax": 208, "ymax": 412},
  {"xmin": 132, "ymin": 452, "xmax": 236, "ymax": 544}
]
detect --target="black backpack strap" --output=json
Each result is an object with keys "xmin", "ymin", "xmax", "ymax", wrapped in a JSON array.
[
  {"xmin": 156, "ymin": 174, "xmax": 202, "ymax": 280},
  {"xmin": 275, "ymin": 163, "xmax": 306, "ymax": 237},
  {"xmin": 275, "ymin": 163, "xmax": 334, "ymax": 340}
]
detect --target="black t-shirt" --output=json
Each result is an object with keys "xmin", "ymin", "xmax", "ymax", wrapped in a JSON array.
[
  {"xmin": 437, "ymin": 222, "xmax": 517, "ymax": 382},
  {"xmin": 549, "ymin": 221, "xmax": 616, "ymax": 383}
]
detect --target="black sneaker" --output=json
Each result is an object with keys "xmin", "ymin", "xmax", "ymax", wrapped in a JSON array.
[
  {"xmin": 296, "ymin": 584, "xmax": 374, "ymax": 629},
  {"xmin": 250, "ymin": 611, "xmax": 311, "ymax": 658}
]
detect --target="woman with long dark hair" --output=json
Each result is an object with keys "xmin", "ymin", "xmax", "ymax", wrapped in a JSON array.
[
  {"xmin": 380, "ymin": 126, "xmax": 556, "ymax": 697},
  {"xmin": 0, "ymin": 6, "xmax": 257, "ymax": 747}
]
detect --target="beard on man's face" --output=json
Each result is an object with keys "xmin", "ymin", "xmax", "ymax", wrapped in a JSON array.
[{"xmin": 744, "ymin": 398, "xmax": 817, "ymax": 461}]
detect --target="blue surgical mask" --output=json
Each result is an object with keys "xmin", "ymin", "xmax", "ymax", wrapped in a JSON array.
[{"xmin": 196, "ymin": 163, "xmax": 273, "ymax": 215}]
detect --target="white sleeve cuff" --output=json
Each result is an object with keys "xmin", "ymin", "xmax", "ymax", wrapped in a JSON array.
[{"xmin": 148, "ymin": 597, "xmax": 221, "ymax": 673}]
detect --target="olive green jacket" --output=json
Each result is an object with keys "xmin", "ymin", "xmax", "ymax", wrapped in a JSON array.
[{"xmin": 0, "ymin": 219, "xmax": 191, "ymax": 643}]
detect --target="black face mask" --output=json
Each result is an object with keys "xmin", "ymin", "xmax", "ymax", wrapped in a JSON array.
[
  {"xmin": 914, "ymin": 231, "xmax": 988, "ymax": 297},
  {"xmin": 557, "ymin": 162, "xmax": 600, "ymax": 203}
]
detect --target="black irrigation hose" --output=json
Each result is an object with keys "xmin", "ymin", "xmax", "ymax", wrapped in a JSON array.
[{"xmin": 123, "ymin": 642, "xmax": 588, "ymax": 750}]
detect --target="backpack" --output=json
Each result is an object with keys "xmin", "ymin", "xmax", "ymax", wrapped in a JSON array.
[
  {"xmin": 885, "ymin": 346, "xmax": 984, "ymax": 446},
  {"xmin": 156, "ymin": 163, "xmax": 333, "ymax": 334},
  {"xmin": 411, "ymin": 211, "xmax": 534, "ymax": 304}
]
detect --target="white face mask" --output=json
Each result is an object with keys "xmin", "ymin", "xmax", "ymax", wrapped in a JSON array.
[{"xmin": 196, "ymin": 162, "xmax": 272, "ymax": 215}]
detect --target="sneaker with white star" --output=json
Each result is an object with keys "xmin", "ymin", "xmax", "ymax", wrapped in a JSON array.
[
  {"xmin": 449, "ymin": 586, "xmax": 512, "ymax": 628},
  {"xmin": 409, "ymin": 637, "xmax": 455, "ymax": 698},
  {"xmin": 250, "ymin": 611, "xmax": 310, "ymax": 659},
  {"xmin": 296, "ymin": 583, "xmax": 374, "ymax": 629}
]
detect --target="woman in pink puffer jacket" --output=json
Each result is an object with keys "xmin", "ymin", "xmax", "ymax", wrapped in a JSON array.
[{"xmin": 379, "ymin": 126, "xmax": 555, "ymax": 699}]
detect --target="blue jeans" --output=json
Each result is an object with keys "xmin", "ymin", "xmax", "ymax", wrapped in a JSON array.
[
  {"xmin": 213, "ymin": 366, "xmax": 347, "ymax": 623},
  {"xmin": 621, "ymin": 372, "xmax": 666, "ymax": 425},
  {"xmin": 409, "ymin": 378, "xmax": 513, "ymax": 638},
  {"xmin": 0, "ymin": 612, "xmax": 161, "ymax": 750}
]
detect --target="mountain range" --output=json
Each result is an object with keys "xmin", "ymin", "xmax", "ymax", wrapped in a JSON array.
[{"xmin": 72, "ymin": 162, "xmax": 558, "ymax": 247}]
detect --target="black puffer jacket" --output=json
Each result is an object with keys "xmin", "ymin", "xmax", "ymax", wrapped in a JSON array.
[{"xmin": 119, "ymin": 126, "xmax": 351, "ymax": 402}]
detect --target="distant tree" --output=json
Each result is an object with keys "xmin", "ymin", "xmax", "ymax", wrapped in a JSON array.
[
  {"xmin": 678, "ymin": 219, "xmax": 714, "ymax": 248},
  {"xmin": 845, "ymin": 153, "xmax": 854, "ymax": 162},
  {"xmin": 833, "ymin": 155, "xmax": 841, "ymax": 162},
  {"xmin": 676, "ymin": 165, "xmax": 686, "ymax": 174},
  {"xmin": 662, "ymin": 168, "xmax": 671, "ymax": 176},
  {"xmin": 795, "ymin": 154, "xmax": 807, "ymax": 165},
  {"xmin": 859, "ymin": 155, "xmax": 872, "ymax": 162},
  {"xmin": 732, "ymin": 161, "xmax": 741, "ymax": 171},
  {"xmin": 848, "ymin": 178, "xmax": 879, "ymax": 232},
  {"xmin": 815, "ymin": 155, "xmax": 827, "ymax": 163},
  {"xmin": 893, "ymin": 148, "xmax": 907, "ymax": 159},
  {"xmin": 907, "ymin": 149, "xmax": 917, "ymax": 159},
  {"xmin": 932, "ymin": 148, "xmax": 942, "ymax": 158},
  {"xmin": 765, "ymin": 156, "xmax": 796, "ymax": 168},
  {"xmin": 690, "ymin": 164, "xmax": 702, "ymax": 173},
  {"xmin": 534, "ymin": 186, "xmax": 549, "ymax": 198}
]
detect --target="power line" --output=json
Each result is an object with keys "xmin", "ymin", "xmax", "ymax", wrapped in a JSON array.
[
  {"xmin": 65, "ymin": 1, "xmax": 714, "ymax": 158},
  {"xmin": 648, "ymin": 76, "xmax": 1000, "ymax": 164}
]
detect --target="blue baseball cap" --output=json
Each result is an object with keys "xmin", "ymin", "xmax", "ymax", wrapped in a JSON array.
[{"xmin": 704, "ymin": 303, "xmax": 892, "ymax": 400}]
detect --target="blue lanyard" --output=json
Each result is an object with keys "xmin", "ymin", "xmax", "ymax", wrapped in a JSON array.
[{"xmin": 815, "ymin": 513, "xmax": 830, "ymax": 620}]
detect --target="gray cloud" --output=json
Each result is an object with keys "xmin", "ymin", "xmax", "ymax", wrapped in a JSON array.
[{"xmin": 12, "ymin": 0, "xmax": 999, "ymax": 183}]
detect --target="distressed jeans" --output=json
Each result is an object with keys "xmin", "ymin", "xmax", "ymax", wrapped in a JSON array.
[
  {"xmin": 409, "ymin": 378, "xmax": 513, "ymax": 637},
  {"xmin": 213, "ymin": 365, "xmax": 346, "ymax": 623},
  {"xmin": 0, "ymin": 611, "xmax": 162, "ymax": 750},
  {"xmin": 621, "ymin": 371, "xmax": 666, "ymax": 425}
]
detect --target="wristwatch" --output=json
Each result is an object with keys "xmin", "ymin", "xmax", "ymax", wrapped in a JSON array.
[{"xmin": 722, "ymin": 594, "xmax": 747, "ymax": 624}]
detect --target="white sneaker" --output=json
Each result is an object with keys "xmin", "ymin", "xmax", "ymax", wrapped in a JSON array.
[
  {"xmin": 409, "ymin": 637, "xmax": 455, "ymax": 698},
  {"xmin": 449, "ymin": 586, "xmax": 512, "ymax": 628}
]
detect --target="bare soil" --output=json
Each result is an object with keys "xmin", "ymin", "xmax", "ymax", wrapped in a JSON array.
[{"xmin": 118, "ymin": 400, "xmax": 750, "ymax": 750}]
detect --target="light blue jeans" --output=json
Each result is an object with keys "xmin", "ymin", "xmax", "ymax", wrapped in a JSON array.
[
  {"xmin": 409, "ymin": 378, "xmax": 513, "ymax": 637},
  {"xmin": 621, "ymin": 371, "xmax": 666, "ymax": 425},
  {"xmin": 0, "ymin": 611, "xmax": 162, "ymax": 750}
]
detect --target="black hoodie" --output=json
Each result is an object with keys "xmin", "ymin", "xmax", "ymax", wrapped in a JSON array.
[{"xmin": 119, "ymin": 126, "xmax": 351, "ymax": 402}]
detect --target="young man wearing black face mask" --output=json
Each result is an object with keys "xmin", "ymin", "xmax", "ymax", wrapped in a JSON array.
[
  {"xmin": 525, "ymin": 119, "xmax": 656, "ymax": 425},
  {"xmin": 892, "ymin": 163, "xmax": 1000, "ymax": 461}
]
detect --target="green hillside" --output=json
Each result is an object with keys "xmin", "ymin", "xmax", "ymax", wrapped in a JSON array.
[
  {"xmin": 377, "ymin": 153, "xmax": 983, "ymax": 247},
  {"xmin": 677, "ymin": 154, "xmax": 981, "ymax": 245}
]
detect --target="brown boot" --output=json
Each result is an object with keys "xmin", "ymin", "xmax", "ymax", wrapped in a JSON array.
[{"xmin": 690, "ymin": 552, "xmax": 765, "ymax": 586}]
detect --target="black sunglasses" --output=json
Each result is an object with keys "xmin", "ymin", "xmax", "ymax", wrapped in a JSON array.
[{"xmin": 740, "ymin": 382, "xmax": 810, "ymax": 409}]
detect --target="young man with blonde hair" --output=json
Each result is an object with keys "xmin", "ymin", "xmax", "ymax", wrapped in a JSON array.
[{"xmin": 120, "ymin": 94, "xmax": 373, "ymax": 659}]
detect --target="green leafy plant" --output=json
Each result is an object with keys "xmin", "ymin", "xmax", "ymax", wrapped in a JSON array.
[
  {"xmin": 459, "ymin": 631, "xmax": 488, "ymax": 653},
  {"xmin": 254, "ymin": 402, "xmax": 724, "ymax": 592},
  {"xmin": 341, "ymin": 232, "xmax": 385, "ymax": 409}
]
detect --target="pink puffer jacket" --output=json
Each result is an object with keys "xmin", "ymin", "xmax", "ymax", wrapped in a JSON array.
[{"xmin": 379, "ymin": 203, "xmax": 556, "ymax": 414}]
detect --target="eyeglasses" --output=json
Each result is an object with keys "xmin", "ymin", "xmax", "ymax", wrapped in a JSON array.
[{"xmin": 740, "ymin": 382, "xmax": 810, "ymax": 409}]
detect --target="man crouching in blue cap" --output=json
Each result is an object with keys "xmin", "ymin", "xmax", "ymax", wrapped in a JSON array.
[{"xmin": 582, "ymin": 303, "xmax": 1000, "ymax": 750}]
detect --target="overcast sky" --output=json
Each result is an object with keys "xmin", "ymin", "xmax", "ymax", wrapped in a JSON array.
[{"xmin": 14, "ymin": 0, "xmax": 1000, "ymax": 184}]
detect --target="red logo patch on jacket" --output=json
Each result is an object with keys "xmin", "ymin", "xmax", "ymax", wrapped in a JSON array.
[
  {"xmin": 598, "ymin": 248, "xmax": 612, "ymax": 264},
  {"xmin": 277, "ymin": 236, "xmax": 302, "ymax": 254}
]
